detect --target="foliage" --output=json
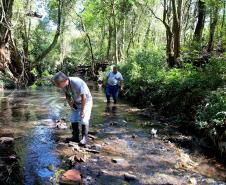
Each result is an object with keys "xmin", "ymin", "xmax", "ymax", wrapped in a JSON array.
[
  {"xmin": 119, "ymin": 51, "xmax": 226, "ymax": 120},
  {"xmin": 196, "ymin": 88, "xmax": 226, "ymax": 129}
]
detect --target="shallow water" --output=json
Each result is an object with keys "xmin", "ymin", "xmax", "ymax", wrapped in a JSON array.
[{"xmin": 0, "ymin": 87, "xmax": 226, "ymax": 185}]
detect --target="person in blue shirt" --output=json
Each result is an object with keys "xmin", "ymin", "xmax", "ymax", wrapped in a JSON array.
[
  {"xmin": 52, "ymin": 72, "xmax": 92, "ymax": 145},
  {"xmin": 105, "ymin": 66, "xmax": 124, "ymax": 104}
]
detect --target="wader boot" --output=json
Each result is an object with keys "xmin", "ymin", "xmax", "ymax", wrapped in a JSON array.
[
  {"xmin": 107, "ymin": 96, "xmax": 110, "ymax": 104},
  {"xmin": 79, "ymin": 124, "xmax": 89, "ymax": 146},
  {"xmin": 66, "ymin": 122, "xmax": 80, "ymax": 143}
]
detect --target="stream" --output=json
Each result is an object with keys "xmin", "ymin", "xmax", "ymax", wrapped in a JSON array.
[{"xmin": 0, "ymin": 85, "xmax": 226, "ymax": 185}]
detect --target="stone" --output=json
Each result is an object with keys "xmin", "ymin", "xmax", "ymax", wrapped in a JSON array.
[
  {"xmin": 85, "ymin": 148, "xmax": 100, "ymax": 154},
  {"xmin": 132, "ymin": 134, "xmax": 137, "ymax": 139},
  {"xmin": 111, "ymin": 158, "xmax": 125, "ymax": 164},
  {"xmin": 92, "ymin": 144, "xmax": 102, "ymax": 151},
  {"xmin": 47, "ymin": 164, "xmax": 55, "ymax": 171},
  {"xmin": 0, "ymin": 137, "xmax": 14, "ymax": 144},
  {"xmin": 56, "ymin": 119, "xmax": 68, "ymax": 129},
  {"xmin": 60, "ymin": 170, "xmax": 82, "ymax": 185},
  {"xmin": 110, "ymin": 121, "xmax": 119, "ymax": 126},
  {"xmin": 88, "ymin": 134, "xmax": 97, "ymax": 140},
  {"xmin": 124, "ymin": 173, "xmax": 137, "ymax": 181},
  {"xmin": 188, "ymin": 177, "xmax": 197, "ymax": 185}
]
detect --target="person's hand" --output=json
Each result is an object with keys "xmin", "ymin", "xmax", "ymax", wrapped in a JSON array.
[
  {"xmin": 80, "ymin": 111, "xmax": 85, "ymax": 119},
  {"xmin": 68, "ymin": 101, "xmax": 74, "ymax": 108},
  {"xmin": 120, "ymin": 86, "xmax": 124, "ymax": 91}
]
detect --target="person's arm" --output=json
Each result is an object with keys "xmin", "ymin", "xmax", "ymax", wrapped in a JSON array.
[
  {"xmin": 65, "ymin": 92, "xmax": 74, "ymax": 108},
  {"xmin": 119, "ymin": 74, "xmax": 124, "ymax": 90},
  {"xmin": 80, "ymin": 94, "xmax": 86, "ymax": 118},
  {"xmin": 105, "ymin": 72, "xmax": 110, "ymax": 86},
  {"xmin": 119, "ymin": 80, "xmax": 124, "ymax": 90}
]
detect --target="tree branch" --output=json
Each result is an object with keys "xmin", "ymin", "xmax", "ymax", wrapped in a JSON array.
[{"xmin": 34, "ymin": 0, "xmax": 62, "ymax": 63}]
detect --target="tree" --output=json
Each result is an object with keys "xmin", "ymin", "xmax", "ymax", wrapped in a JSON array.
[
  {"xmin": 35, "ymin": 0, "xmax": 62, "ymax": 63},
  {"xmin": 150, "ymin": 0, "xmax": 183, "ymax": 67},
  {"xmin": 193, "ymin": 0, "xmax": 206, "ymax": 42},
  {"xmin": 207, "ymin": 2, "xmax": 219, "ymax": 52},
  {"xmin": 0, "ymin": 0, "xmax": 14, "ymax": 71}
]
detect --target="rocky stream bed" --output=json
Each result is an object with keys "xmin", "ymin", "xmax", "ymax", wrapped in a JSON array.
[{"xmin": 0, "ymin": 87, "xmax": 226, "ymax": 185}]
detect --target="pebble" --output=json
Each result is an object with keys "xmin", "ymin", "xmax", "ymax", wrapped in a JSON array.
[
  {"xmin": 93, "ymin": 144, "xmax": 102, "ymax": 151},
  {"xmin": 124, "ymin": 173, "xmax": 138, "ymax": 181},
  {"xmin": 111, "ymin": 158, "xmax": 125, "ymax": 164},
  {"xmin": 47, "ymin": 164, "xmax": 55, "ymax": 171}
]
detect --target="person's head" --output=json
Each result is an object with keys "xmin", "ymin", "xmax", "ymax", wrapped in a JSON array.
[
  {"xmin": 51, "ymin": 71, "xmax": 69, "ymax": 89},
  {"xmin": 112, "ymin": 65, "xmax": 118, "ymax": 74}
]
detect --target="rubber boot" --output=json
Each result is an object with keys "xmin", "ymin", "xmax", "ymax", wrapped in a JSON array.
[
  {"xmin": 113, "ymin": 99, "xmax": 117, "ymax": 104},
  {"xmin": 72, "ymin": 122, "xmax": 80, "ymax": 142},
  {"xmin": 106, "ymin": 96, "xmax": 110, "ymax": 104},
  {"xmin": 79, "ymin": 124, "xmax": 89, "ymax": 146}
]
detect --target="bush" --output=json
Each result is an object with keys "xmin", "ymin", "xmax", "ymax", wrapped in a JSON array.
[
  {"xmin": 118, "ymin": 50, "xmax": 226, "ymax": 120},
  {"xmin": 196, "ymin": 88, "xmax": 226, "ymax": 129}
]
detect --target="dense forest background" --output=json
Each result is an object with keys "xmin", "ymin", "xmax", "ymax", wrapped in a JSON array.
[{"xmin": 0, "ymin": 0, "xmax": 226, "ymax": 155}]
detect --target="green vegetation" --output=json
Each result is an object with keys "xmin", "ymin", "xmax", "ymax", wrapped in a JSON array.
[{"xmin": 120, "ymin": 50, "xmax": 225, "ymax": 120}]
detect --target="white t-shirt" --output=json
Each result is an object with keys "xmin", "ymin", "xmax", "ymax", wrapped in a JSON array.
[
  {"xmin": 64, "ymin": 77, "xmax": 92, "ymax": 104},
  {"xmin": 107, "ymin": 71, "xmax": 123, "ymax": 86}
]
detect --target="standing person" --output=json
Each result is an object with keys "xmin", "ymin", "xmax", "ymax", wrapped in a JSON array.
[
  {"xmin": 106, "ymin": 66, "xmax": 123, "ymax": 104},
  {"xmin": 52, "ymin": 72, "xmax": 92, "ymax": 145}
]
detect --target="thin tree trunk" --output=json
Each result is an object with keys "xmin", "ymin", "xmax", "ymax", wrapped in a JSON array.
[
  {"xmin": 76, "ymin": 13, "xmax": 95, "ymax": 76},
  {"xmin": 106, "ymin": 19, "xmax": 113, "ymax": 61},
  {"xmin": 35, "ymin": 0, "xmax": 62, "ymax": 63},
  {"xmin": 193, "ymin": 0, "xmax": 206, "ymax": 42},
  {"xmin": 172, "ymin": 0, "xmax": 182, "ymax": 60},
  {"xmin": 112, "ymin": 0, "xmax": 118, "ymax": 64},
  {"xmin": 207, "ymin": 5, "xmax": 219, "ymax": 52},
  {"xmin": 220, "ymin": 1, "xmax": 225, "ymax": 51}
]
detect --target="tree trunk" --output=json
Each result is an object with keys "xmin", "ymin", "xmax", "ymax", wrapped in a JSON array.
[
  {"xmin": 166, "ymin": 29, "xmax": 175, "ymax": 67},
  {"xmin": 0, "ymin": 0, "xmax": 14, "ymax": 71},
  {"xmin": 207, "ymin": 5, "xmax": 219, "ymax": 52},
  {"xmin": 106, "ymin": 19, "xmax": 113, "ymax": 61},
  {"xmin": 193, "ymin": 0, "xmax": 206, "ymax": 42},
  {"xmin": 35, "ymin": 0, "xmax": 62, "ymax": 63},
  {"xmin": 172, "ymin": 0, "xmax": 182, "ymax": 60},
  {"xmin": 112, "ymin": 1, "xmax": 118, "ymax": 64},
  {"xmin": 76, "ymin": 13, "xmax": 95, "ymax": 76},
  {"xmin": 219, "ymin": 1, "xmax": 225, "ymax": 51}
]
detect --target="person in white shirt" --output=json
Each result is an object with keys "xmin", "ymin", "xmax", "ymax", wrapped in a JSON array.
[
  {"xmin": 52, "ymin": 72, "xmax": 92, "ymax": 145},
  {"xmin": 106, "ymin": 66, "xmax": 123, "ymax": 104}
]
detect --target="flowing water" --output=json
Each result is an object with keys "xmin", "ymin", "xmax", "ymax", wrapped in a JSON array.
[{"xmin": 0, "ymin": 86, "xmax": 226, "ymax": 185}]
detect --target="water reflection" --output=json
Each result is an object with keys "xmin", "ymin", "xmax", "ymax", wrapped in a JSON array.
[{"xmin": 0, "ymin": 89, "xmax": 65, "ymax": 185}]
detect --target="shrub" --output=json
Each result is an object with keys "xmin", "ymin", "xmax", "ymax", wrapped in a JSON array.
[
  {"xmin": 196, "ymin": 88, "xmax": 226, "ymax": 129},
  {"xmin": 118, "ymin": 50, "xmax": 226, "ymax": 120}
]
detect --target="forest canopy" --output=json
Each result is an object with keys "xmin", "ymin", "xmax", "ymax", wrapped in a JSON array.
[{"xmin": 0, "ymin": 0, "xmax": 225, "ymax": 87}]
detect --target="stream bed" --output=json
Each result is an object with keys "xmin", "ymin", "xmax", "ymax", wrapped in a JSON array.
[{"xmin": 0, "ymin": 87, "xmax": 226, "ymax": 185}]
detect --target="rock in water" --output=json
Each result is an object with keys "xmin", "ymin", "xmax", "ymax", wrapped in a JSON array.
[
  {"xmin": 47, "ymin": 164, "xmax": 55, "ymax": 171},
  {"xmin": 60, "ymin": 170, "xmax": 82, "ymax": 185},
  {"xmin": 56, "ymin": 118, "xmax": 68, "ymax": 129},
  {"xmin": 0, "ymin": 137, "xmax": 14, "ymax": 144}
]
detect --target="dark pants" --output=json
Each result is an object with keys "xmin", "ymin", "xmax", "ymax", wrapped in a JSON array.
[{"xmin": 106, "ymin": 84, "xmax": 119, "ymax": 103}]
